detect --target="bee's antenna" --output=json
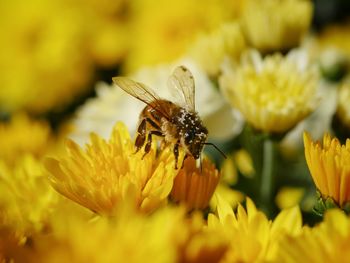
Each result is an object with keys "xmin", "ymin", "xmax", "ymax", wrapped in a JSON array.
[{"xmin": 203, "ymin": 142, "xmax": 227, "ymax": 159}]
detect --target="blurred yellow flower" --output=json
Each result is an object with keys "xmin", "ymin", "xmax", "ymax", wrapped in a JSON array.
[
  {"xmin": 220, "ymin": 49, "xmax": 319, "ymax": 133},
  {"xmin": 220, "ymin": 149, "xmax": 254, "ymax": 186},
  {"xmin": 234, "ymin": 149, "xmax": 255, "ymax": 177},
  {"xmin": 317, "ymin": 22, "xmax": 350, "ymax": 59},
  {"xmin": 0, "ymin": 113, "xmax": 52, "ymax": 166},
  {"xmin": 124, "ymin": 0, "xmax": 241, "ymax": 73},
  {"xmin": 208, "ymin": 196, "xmax": 302, "ymax": 262},
  {"xmin": 304, "ymin": 132, "xmax": 350, "ymax": 209},
  {"xmin": 45, "ymin": 122, "xmax": 182, "ymax": 215},
  {"xmin": 336, "ymin": 79, "xmax": 350, "ymax": 129},
  {"xmin": 0, "ymin": 155, "xmax": 58, "ymax": 238},
  {"xmin": 240, "ymin": 0, "xmax": 313, "ymax": 53},
  {"xmin": 0, "ymin": 0, "xmax": 127, "ymax": 113},
  {"xmin": 188, "ymin": 22, "xmax": 246, "ymax": 76},
  {"xmin": 277, "ymin": 209, "xmax": 350, "ymax": 262},
  {"xmin": 21, "ymin": 206, "xmax": 186, "ymax": 263},
  {"xmin": 275, "ymin": 186, "xmax": 305, "ymax": 210},
  {"xmin": 170, "ymin": 156, "xmax": 220, "ymax": 210}
]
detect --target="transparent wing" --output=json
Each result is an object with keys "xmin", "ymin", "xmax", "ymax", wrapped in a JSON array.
[
  {"xmin": 112, "ymin": 76, "xmax": 170, "ymax": 119},
  {"xmin": 167, "ymin": 66, "xmax": 195, "ymax": 111}
]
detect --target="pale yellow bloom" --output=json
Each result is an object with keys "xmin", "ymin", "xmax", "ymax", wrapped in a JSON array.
[
  {"xmin": 304, "ymin": 132, "xmax": 350, "ymax": 208},
  {"xmin": 336, "ymin": 79, "xmax": 350, "ymax": 129},
  {"xmin": 240, "ymin": 0, "xmax": 313, "ymax": 53},
  {"xmin": 0, "ymin": 155, "xmax": 58, "ymax": 238},
  {"xmin": 0, "ymin": 113, "xmax": 52, "ymax": 166},
  {"xmin": 220, "ymin": 49, "xmax": 319, "ymax": 133},
  {"xmin": 208, "ymin": 196, "xmax": 302, "ymax": 262},
  {"xmin": 45, "ymin": 122, "xmax": 182, "ymax": 215},
  {"xmin": 188, "ymin": 22, "xmax": 246, "ymax": 76},
  {"xmin": 170, "ymin": 156, "xmax": 220, "ymax": 210},
  {"xmin": 277, "ymin": 209, "xmax": 350, "ymax": 262}
]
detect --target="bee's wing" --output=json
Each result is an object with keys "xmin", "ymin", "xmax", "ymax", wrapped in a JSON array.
[
  {"xmin": 167, "ymin": 66, "xmax": 195, "ymax": 111},
  {"xmin": 113, "ymin": 76, "xmax": 171, "ymax": 120}
]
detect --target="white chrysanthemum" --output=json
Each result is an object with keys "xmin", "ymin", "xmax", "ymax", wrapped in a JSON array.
[{"xmin": 70, "ymin": 59, "xmax": 243, "ymax": 144}]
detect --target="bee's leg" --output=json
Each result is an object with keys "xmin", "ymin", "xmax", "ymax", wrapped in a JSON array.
[
  {"xmin": 181, "ymin": 154, "xmax": 189, "ymax": 169},
  {"xmin": 135, "ymin": 119, "xmax": 147, "ymax": 153},
  {"xmin": 142, "ymin": 130, "xmax": 163, "ymax": 159},
  {"xmin": 173, "ymin": 141, "xmax": 180, "ymax": 169}
]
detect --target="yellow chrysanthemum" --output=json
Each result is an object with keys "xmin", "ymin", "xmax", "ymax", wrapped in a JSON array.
[
  {"xmin": 336, "ymin": 80, "xmax": 350, "ymax": 129},
  {"xmin": 188, "ymin": 22, "xmax": 246, "ymax": 76},
  {"xmin": 0, "ymin": 113, "xmax": 52, "ymax": 166},
  {"xmin": 0, "ymin": 155, "xmax": 58, "ymax": 238},
  {"xmin": 18, "ymin": 205, "xmax": 186, "ymax": 263},
  {"xmin": 170, "ymin": 156, "xmax": 220, "ymax": 211},
  {"xmin": 45, "ymin": 122, "xmax": 183, "ymax": 215},
  {"xmin": 240, "ymin": 0, "xmax": 313, "ymax": 53},
  {"xmin": 208, "ymin": 196, "xmax": 302, "ymax": 262},
  {"xmin": 124, "ymin": 0, "xmax": 241, "ymax": 73},
  {"xmin": 277, "ymin": 209, "xmax": 350, "ymax": 262},
  {"xmin": 0, "ymin": 0, "xmax": 127, "ymax": 113},
  {"xmin": 304, "ymin": 132, "xmax": 350, "ymax": 209},
  {"xmin": 177, "ymin": 212, "xmax": 229, "ymax": 263},
  {"xmin": 220, "ymin": 49, "xmax": 319, "ymax": 133}
]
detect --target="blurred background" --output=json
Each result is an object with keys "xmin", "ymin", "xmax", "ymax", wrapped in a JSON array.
[{"xmin": 0, "ymin": 0, "xmax": 348, "ymax": 123}]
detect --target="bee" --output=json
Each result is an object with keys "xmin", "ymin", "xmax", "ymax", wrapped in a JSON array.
[{"xmin": 113, "ymin": 65, "xmax": 225, "ymax": 169}]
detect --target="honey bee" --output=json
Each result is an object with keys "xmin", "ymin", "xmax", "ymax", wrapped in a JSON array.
[{"xmin": 113, "ymin": 65, "xmax": 225, "ymax": 169}]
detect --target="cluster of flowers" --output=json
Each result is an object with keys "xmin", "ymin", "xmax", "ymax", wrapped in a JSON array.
[{"xmin": 1, "ymin": 0, "xmax": 350, "ymax": 262}]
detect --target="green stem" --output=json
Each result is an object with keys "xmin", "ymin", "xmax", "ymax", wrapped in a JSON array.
[{"xmin": 260, "ymin": 137, "xmax": 274, "ymax": 216}]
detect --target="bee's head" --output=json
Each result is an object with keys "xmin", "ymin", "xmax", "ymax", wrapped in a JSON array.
[
  {"xmin": 178, "ymin": 110, "xmax": 208, "ymax": 159},
  {"xmin": 184, "ymin": 128, "xmax": 208, "ymax": 159}
]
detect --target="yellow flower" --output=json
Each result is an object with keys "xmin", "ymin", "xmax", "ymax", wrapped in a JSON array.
[
  {"xmin": 123, "ymin": 0, "xmax": 240, "ymax": 73},
  {"xmin": 0, "ymin": 155, "xmax": 58, "ymax": 238},
  {"xmin": 45, "ymin": 122, "xmax": 182, "ymax": 215},
  {"xmin": 275, "ymin": 187, "xmax": 305, "ymax": 210},
  {"xmin": 304, "ymin": 132, "xmax": 350, "ymax": 209},
  {"xmin": 208, "ymin": 196, "xmax": 302, "ymax": 262},
  {"xmin": 0, "ymin": 0, "xmax": 127, "ymax": 113},
  {"xmin": 240, "ymin": 0, "xmax": 313, "ymax": 53},
  {"xmin": 0, "ymin": 113, "xmax": 52, "ymax": 166},
  {"xmin": 277, "ymin": 209, "xmax": 350, "ymax": 262},
  {"xmin": 336, "ymin": 79, "xmax": 350, "ymax": 129},
  {"xmin": 21, "ymin": 205, "xmax": 186, "ymax": 263},
  {"xmin": 170, "ymin": 156, "xmax": 220, "ymax": 210},
  {"xmin": 177, "ymin": 212, "xmax": 229, "ymax": 263},
  {"xmin": 188, "ymin": 22, "xmax": 246, "ymax": 76},
  {"xmin": 317, "ymin": 22, "xmax": 350, "ymax": 59},
  {"xmin": 220, "ymin": 49, "xmax": 319, "ymax": 133}
]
